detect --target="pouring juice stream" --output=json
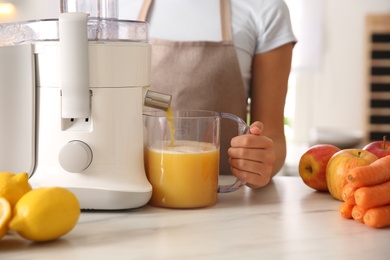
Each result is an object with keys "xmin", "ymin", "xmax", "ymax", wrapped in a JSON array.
[{"xmin": 166, "ymin": 106, "xmax": 176, "ymax": 146}]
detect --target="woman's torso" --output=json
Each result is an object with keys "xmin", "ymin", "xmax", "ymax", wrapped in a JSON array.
[{"xmin": 120, "ymin": 0, "xmax": 296, "ymax": 96}]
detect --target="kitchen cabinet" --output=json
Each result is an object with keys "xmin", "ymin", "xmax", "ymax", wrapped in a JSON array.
[{"xmin": 366, "ymin": 14, "xmax": 390, "ymax": 142}]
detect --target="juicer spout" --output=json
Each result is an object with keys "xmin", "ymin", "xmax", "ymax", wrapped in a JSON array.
[{"xmin": 144, "ymin": 90, "xmax": 172, "ymax": 111}]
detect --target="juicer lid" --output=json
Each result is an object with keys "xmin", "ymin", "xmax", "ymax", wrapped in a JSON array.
[{"xmin": 0, "ymin": 17, "xmax": 148, "ymax": 46}]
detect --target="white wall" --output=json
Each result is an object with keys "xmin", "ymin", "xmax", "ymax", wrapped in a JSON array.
[
  {"xmin": 290, "ymin": 0, "xmax": 390, "ymax": 144},
  {"xmin": 0, "ymin": 0, "xmax": 59, "ymax": 23}
]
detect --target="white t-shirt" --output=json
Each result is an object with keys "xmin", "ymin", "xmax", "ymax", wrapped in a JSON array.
[{"xmin": 120, "ymin": 0, "xmax": 297, "ymax": 94}]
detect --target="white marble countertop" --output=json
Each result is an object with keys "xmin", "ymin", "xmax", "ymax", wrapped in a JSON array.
[{"xmin": 2, "ymin": 176, "xmax": 390, "ymax": 260}]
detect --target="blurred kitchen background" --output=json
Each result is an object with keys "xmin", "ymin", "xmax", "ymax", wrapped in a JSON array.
[{"xmin": 1, "ymin": 0, "xmax": 390, "ymax": 175}]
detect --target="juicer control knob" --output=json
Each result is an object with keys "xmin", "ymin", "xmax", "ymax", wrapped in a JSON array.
[{"xmin": 59, "ymin": 141, "xmax": 93, "ymax": 173}]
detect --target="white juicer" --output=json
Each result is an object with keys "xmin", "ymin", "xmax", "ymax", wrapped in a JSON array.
[{"xmin": 0, "ymin": 0, "xmax": 171, "ymax": 210}]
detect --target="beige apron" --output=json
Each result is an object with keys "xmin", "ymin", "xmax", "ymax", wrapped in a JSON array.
[{"xmin": 138, "ymin": 0, "xmax": 247, "ymax": 175}]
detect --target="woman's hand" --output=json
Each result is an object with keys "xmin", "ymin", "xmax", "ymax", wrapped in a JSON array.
[{"xmin": 227, "ymin": 121, "xmax": 275, "ymax": 188}]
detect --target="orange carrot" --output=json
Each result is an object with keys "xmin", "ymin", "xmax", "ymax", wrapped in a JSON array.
[
  {"xmin": 338, "ymin": 202, "xmax": 354, "ymax": 219},
  {"xmin": 347, "ymin": 155, "xmax": 390, "ymax": 188},
  {"xmin": 341, "ymin": 184, "xmax": 357, "ymax": 205},
  {"xmin": 352, "ymin": 205, "xmax": 368, "ymax": 223},
  {"xmin": 364, "ymin": 205, "xmax": 390, "ymax": 228},
  {"xmin": 354, "ymin": 180, "xmax": 390, "ymax": 208}
]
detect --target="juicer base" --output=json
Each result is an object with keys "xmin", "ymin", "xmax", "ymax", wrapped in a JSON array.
[
  {"xmin": 69, "ymin": 187, "xmax": 152, "ymax": 210},
  {"xmin": 30, "ymin": 182, "xmax": 152, "ymax": 210}
]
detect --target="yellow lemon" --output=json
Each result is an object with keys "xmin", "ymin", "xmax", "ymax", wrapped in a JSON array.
[
  {"xmin": 0, "ymin": 172, "xmax": 32, "ymax": 208},
  {"xmin": 9, "ymin": 187, "xmax": 80, "ymax": 242},
  {"xmin": 0, "ymin": 197, "xmax": 12, "ymax": 239}
]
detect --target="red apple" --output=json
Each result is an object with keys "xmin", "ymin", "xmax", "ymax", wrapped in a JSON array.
[
  {"xmin": 363, "ymin": 136, "xmax": 390, "ymax": 159},
  {"xmin": 326, "ymin": 149, "xmax": 378, "ymax": 201},
  {"xmin": 298, "ymin": 144, "xmax": 341, "ymax": 191}
]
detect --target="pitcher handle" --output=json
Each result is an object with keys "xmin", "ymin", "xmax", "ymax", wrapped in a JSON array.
[{"xmin": 217, "ymin": 113, "xmax": 250, "ymax": 193}]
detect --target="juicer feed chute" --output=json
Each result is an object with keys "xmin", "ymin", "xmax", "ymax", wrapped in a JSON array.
[
  {"xmin": 61, "ymin": 0, "xmax": 118, "ymax": 19},
  {"xmin": 0, "ymin": 0, "xmax": 171, "ymax": 210}
]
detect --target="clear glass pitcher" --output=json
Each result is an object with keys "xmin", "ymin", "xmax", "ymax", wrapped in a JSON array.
[{"xmin": 144, "ymin": 110, "xmax": 250, "ymax": 209}]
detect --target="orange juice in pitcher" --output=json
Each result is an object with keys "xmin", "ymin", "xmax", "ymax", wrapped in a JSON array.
[{"xmin": 146, "ymin": 140, "xmax": 219, "ymax": 208}]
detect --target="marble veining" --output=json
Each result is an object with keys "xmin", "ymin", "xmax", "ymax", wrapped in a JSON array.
[{"xmin": 1, "ymin": 176, "xmax": 390, "ymax": 260}]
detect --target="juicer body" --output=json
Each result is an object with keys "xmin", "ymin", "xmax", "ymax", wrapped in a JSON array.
[{"xmin": 31, "ymin": 41, "xmax": 152, "ymax": 210}]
